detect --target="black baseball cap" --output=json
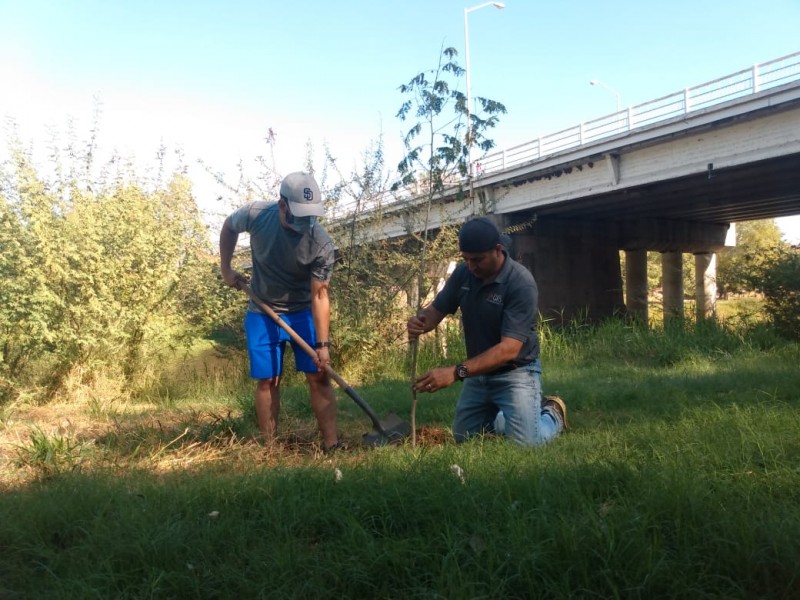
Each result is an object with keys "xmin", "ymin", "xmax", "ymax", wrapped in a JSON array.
[{"xmin": 458, "ymin": 217, "xmax": 501, "ymax": 252}]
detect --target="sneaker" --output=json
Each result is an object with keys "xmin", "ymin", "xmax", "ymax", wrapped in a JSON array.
[
  {"xmin": 543, "ymin": 395, "xmax": 568, "ymax": 431},
  {"xmin": 323, "ymin": 440, "xmax": 348, "ymax": 455}
]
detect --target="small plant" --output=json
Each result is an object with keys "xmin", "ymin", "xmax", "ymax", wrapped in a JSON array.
[{"xmin": 15, "ymin": 427, "xmax": 90, "ymax": 476}]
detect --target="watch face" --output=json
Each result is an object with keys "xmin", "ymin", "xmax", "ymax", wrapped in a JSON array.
[{"xmin": 456, "ymin": 364, "xmax": 469, "ymax": 380}]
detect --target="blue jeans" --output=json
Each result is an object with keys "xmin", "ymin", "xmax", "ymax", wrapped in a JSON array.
[{"xmin": 453, "ymin": 359, "xmax": 562, "ymax": 446}]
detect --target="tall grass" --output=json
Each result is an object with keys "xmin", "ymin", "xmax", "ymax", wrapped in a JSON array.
[{"xmin": 1, "ymin": 315, "xmax": 799, "ymax": 598}]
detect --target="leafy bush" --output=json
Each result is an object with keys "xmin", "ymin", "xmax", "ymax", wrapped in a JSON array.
[
  {"xmin": 0, "ymin": 132, "xmax": 225, "ymax": 403},
  {"xmin": 717, "ymin": 220, "xmax": 787, "ymax": 296},
  {"xmin": 757, "ymin": 250, "xmax": 800, "ymax": 340}
]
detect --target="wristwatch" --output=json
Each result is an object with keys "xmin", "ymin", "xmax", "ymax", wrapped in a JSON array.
[{"xmin": 454, "ymin": 363, "xmax": 469, "ymax": 381}]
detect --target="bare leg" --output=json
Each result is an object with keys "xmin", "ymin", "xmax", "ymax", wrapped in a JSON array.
[
  {"xmin": 255, "ymin": 377, "xmax": 281, "ymax": 440},
  {"xmin": 306, "ymin": 371, "xmax": 338, "ymax": 449}
]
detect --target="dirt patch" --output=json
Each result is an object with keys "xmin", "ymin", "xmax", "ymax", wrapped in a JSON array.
[{"xmin": 415, "ymin": 426, "xmax": 452, "ymax": 446}]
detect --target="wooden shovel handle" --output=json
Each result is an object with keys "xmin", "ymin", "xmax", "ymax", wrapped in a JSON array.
[
  {"xmin": 239, "ymin": 283, "xmax": 394, "ymax": 436},
  {"xmin": 239, "ymin": 284, "xmax": 349, "ymax": 391}
]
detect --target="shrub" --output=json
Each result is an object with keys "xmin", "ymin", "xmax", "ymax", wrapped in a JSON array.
[{"xmin": 758, "ymin": 250, "xmax": 800, "ymax": 340}]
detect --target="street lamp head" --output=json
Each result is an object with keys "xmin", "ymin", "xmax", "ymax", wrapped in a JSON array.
[
  {"xmin": 589, "ymin": 79, "xmax": 621, "ymax": 111},
  {"xmin": 466, "ymin": 1, "xmax": 505, "ymax": 13}
]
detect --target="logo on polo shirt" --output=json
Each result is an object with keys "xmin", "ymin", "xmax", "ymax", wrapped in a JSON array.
[{"xmin": 486, "ymin": 292, "xmax": 503, "ymax": 305}]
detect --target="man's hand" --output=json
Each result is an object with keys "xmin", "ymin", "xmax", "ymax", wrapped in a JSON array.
[
  {"xmin": 221, "ymin": 268, "xmax": 248, "ymax": 290},
  {"xmin": 407, "ymin": 313, "xmax": 427, "ymax": 341},
  {"xmin": 314, "ymin": 346, "xmax": 331, "ymax": 370},
  {"xmin": 413, "ymin": 366, "xmax": 457, "ymax": 394}
]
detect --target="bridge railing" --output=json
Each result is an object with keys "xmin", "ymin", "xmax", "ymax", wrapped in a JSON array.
[
  {"xmin": 329, "ymin": 51, "xmax": 800, "ymax": 220},
  {"xmin": 477, "ymin": 51, "xmax": 800, "ymax": 175}
]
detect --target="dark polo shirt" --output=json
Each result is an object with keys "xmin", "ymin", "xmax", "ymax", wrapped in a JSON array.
[{"xmin": 432, "ymin": 252, "xmax": 540, "ymax": 366}]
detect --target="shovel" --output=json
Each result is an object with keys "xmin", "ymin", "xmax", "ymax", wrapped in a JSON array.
[{"xmin": 240, "ymin": 283, "xmax": 411, "ymax": 446}]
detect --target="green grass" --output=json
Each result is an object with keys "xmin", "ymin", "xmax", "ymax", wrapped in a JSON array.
[{"xmin": 1, "ymin": 319, "xmax": 800, "ymax": 598}]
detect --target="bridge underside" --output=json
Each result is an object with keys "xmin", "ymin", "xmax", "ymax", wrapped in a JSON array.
[
  {"xmin": 489, "ymin": 150, "xmax": 799, "ymax": 323},
  {"xmin": 515, "ymin": 152, "xmax": 800, "ymax": 227},
  {"xmin": 339, "ymin": 91, "xmax": 800, "ymax": 324},
  {"xmin": 509, "ymin": 219, "xmax": 625, "ymax": 322},
  {"xmin": 502, "ymin": 217, "xmax": 729, "ymax": 324}
]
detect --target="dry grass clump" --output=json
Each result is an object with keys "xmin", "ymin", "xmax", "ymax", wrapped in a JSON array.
[{"xmin": 0, "ymin": 395, "xmax": 453, "ymax": 489}]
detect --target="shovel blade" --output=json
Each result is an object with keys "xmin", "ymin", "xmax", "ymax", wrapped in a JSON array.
[{"xmin": 362, "ymin": 412, "xmax": 412, "ymax": 446}]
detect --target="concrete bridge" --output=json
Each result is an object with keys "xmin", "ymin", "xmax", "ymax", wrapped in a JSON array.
[{"xmin": 333, "ymin": 52, "xmax": 800, "ymax": 324}]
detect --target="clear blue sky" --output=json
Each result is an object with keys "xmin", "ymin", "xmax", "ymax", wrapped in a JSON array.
[{"xmin": 1, "ymin": 0, "xmax": 799, "ymax": 238}]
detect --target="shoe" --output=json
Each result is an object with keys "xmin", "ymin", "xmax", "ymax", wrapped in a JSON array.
[
  {"xmin": 543, "ymin": 395, "xmax": 568, "ymax": 431},
  {"xmin": 323, "ymin": 440, "xmax": 348, "ymax": 454}
]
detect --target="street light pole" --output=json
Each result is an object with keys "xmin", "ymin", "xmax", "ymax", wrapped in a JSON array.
[
  {"xmin": 464, "ymin": 2, "xmax": 505, "ymax": 180},
  {"xmin": 590, "ymin": 79, "xmax": 621, "ymax": 112}
]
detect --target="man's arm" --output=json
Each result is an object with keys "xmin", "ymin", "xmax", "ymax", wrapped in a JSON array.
[
  {"xmin": 310, "ymin": 278, "xmax": 331, "ymax": 367},
  {"xmin": 407, "ymin": 305, "xmax": 446, "ymax": 341},
  {"xmin": 413, "ymin": 336, "xmax": 523, "ymax": 393},
  {"xmin": 458, "ymin": 336, "xmax": 523, "ymax": 376},
  {"xmin": 219, "ymin": 216, "xmax": 246, "ymax": 288}
]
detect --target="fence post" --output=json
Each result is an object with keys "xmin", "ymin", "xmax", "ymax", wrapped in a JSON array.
[
  {"xmin": 684, "ymin": 88, "xmax": 691, "ymax": 113},
  {"xmin": 627, "ymin": 106, "xmax": 634, "ymax": 130},
  {"xmin": 579, "ymin": 123, "xmax": 585, "ymax": 145},
  {"xmin": 752, "ymin": 63, "xmax": 760, "ymax": 93}
]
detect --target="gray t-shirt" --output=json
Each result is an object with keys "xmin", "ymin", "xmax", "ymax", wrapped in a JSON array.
[
  {"xmin": 432, "ymin": 253, "xmax": 540, "ymax": 364},
  {"xmin": 228, "ymin": 201, "xmax": 335, "ymax": 314}
]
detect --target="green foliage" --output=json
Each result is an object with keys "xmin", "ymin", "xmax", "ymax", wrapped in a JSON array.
[
  {"xmin": 755, "ymin": 249, "xmax": 800, "ymax": 339},
  {"xmin": 0, "ymin": 150, "xmax": 62, "ymax": 379},
  {"xmin": 393, "ymin": 46, "xmax": 506, "ymax": 193},
  {"xmin": 717, "ymin": 219, "xmax": 787, "ymax": 296},
  {"xmin": 2, "ymin": 321, "xmax": 800, "ymax": 598},
  {"xmin": 323, "ymin": 140, "xmax": 461, "ymax": 381},
  {"xmin": 14, "ymin": 427, "xmax": 91, "ymax": 476},
  {"xmin": 713, "ymin": 220, "xmax": 798, "ymax": 339},
  {"xmin": 0, "ymin": 128, "xmax": 223, "ymax": 403},
  {"xmin": 377, "ymin": 45, "xmax": 506, "ymax": 410},
  {"xmin": 538, "ymin": 314, "xmax": 787, "ymax": 369}
]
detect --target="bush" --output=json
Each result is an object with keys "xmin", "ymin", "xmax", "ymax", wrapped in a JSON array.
[
  {"xmin": 0, "ymin": 137, "xmax": 225, "ymax": 403},
  {"xmin": 758, "ymin": 250, "xmax": 800, "ymax": 340}
]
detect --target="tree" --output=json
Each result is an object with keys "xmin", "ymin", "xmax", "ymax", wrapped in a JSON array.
[
  {"xmin": 717, "ymin": 219, "xmax": 787, "ymax": 296},
  {"xmin": 0, "ymin": 125, "xmax": 219, "ymax": 403},
  {"xmin": 393, "ymin": 46, "xmax": 506, "ymax": 443},
  {"xmin": 392, "ymin": 45, "xmax": 507, "ymax": 305},
  {"xmin": 394, "ymin": 46, "xmax": 506, "ymax": 196},
  {"xmin": 757, "ymin": 248, "xmax": 800, "ymax": 339}
]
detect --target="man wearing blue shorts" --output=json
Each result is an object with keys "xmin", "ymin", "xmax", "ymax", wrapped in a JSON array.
[
  {"xmin": 407, "ymin": 217, "xmax": 567, "ymax": 446},
  {"xmin": 219, "ymin": 172, "xmax": 341, "ymax": 452}
]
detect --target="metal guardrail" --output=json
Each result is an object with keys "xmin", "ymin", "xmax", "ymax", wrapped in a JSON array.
[
  {"xmin": 476, "ymin": 51, "xmax": 800, "ymax": 175},
  {"xmin": 328, "ymin": 51, "xmax": 800, "ymax": 221}
]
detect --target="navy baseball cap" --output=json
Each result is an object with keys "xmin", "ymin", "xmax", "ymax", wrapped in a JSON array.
[{"xmin": 458, "ymin": 217, "xmax": 501, "ymax": 252}]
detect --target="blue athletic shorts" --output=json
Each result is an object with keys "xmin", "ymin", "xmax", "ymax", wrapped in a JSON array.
[{"xmin": 244, "ymin": 309, "xmax": 319, "ymax": 379}]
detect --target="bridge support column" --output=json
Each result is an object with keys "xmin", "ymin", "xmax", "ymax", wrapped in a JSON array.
[
  {"xmin": 625, "ymin": 249, "xmax": 649, "ymax": 324},
  {"xmin": 662, "ymin": 251, "xmax": 684, "ymax": 323},
  {"xmin": 511, "ymin": 219, "xmax": 624, "ymax": 323},
  {"xmin": 694, "ymin": 252, "xmax": 717, "ymax": 321}
]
